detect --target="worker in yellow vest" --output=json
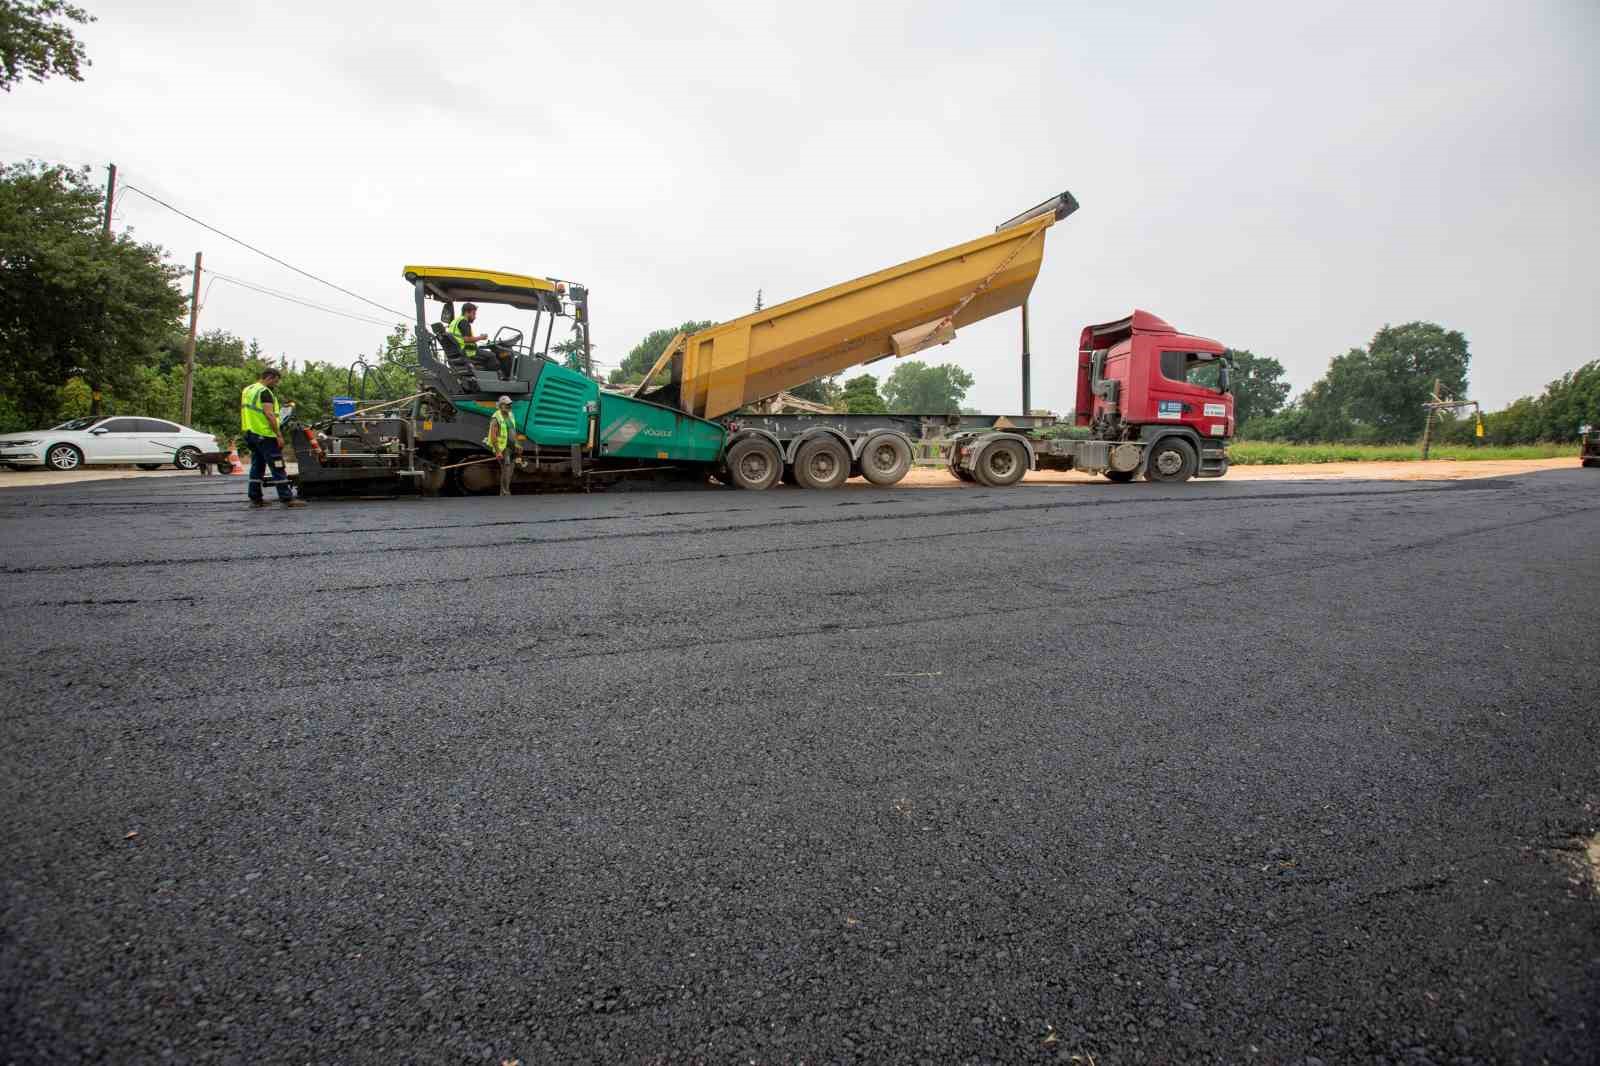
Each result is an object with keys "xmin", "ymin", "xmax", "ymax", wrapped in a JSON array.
[
  {"xmin": 449, "ymin": 302, "xmax": 510, "ymax": 379},
  {"xmin": 240, "ymin": 367, "xmax": 306, "ymax": 508},
  {"xmin": 485, "ymin": 395, "xmax": 522, "ymax": 496}
]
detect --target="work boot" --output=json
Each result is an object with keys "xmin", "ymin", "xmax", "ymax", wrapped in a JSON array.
[
  {"xmin": 249, "ymin": 499, "xmax": 268, "ymax": 508},
  {"xmin": 280, "ymin": 498, "xmax": 308, "ymax": 508}
]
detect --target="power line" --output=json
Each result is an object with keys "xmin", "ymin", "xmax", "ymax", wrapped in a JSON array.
[
  {"xmin": 120, "ymin": 183, "xmax": 409, "ymax": 319},
  {"xmin": 206, "ymin": 272, "xmax": 401, "ymax": 328}
]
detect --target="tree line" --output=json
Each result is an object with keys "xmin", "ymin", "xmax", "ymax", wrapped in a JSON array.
[{"xmin": 1234, "ymin": 323, "xmax": 1597, "ymax": 444}]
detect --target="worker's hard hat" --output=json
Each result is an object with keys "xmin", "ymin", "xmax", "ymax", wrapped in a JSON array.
[{"xmin": 497, "ymin": 395, "xmax": 512, "ymax": 405}]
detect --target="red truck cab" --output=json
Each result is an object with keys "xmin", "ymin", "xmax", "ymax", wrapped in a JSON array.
[{"xmin": 1075, "ymin": 310, "xmax": 1232, "ymax": 479}]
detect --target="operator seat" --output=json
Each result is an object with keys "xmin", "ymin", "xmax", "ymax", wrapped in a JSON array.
[{"xmin": 429, "ymin": 322, "xmax": 481, "ymax": 392}]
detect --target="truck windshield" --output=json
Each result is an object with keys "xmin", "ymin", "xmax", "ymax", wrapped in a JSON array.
[{"xmin": 1160, "ymin": 350, "xmax": 1224, "ymax": 391}]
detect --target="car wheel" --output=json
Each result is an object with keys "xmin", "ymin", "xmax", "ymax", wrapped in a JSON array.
[
  {"xmin": 1144, "ymin": 438, "xmax": 1198, "ymax": 483},
  {"xmin": 46, "ymin": 444, "xmax": 83, "ymax": 471},
  {"xmin": 174, "ymin": 447, "xmax": 201, "ymax": 471}
]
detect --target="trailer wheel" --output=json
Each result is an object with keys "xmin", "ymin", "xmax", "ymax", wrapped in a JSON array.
[
  {"xmin": 859, "ymin": 433, "xmax": 912, "ymax": 486},
  {"xmin": 1103, "ymin": 469, "xmax": 1135, "ymax": 483},
  {"xmin": 1144, "ymin": 438, "xmax": 1197, "ymax": 483},
  {"xmin": 725, "ymin": 437, "xmax": 782, "ymax": 490},
  {"xmin": 794, "ymin": 436, "xmax": 849, "ymax": 490},
  {"xmin": 974, "ymin": 439, "xmax": 1027, "ymax": 487}
]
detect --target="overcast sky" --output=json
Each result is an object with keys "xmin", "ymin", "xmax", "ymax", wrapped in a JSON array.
[{"xmin": 5, "ymin": 0, "xmax": 1595, "ymax": 414}]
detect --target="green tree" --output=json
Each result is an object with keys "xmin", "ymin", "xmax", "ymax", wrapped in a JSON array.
[
  {"xmin": 881, "ymin": 360, "xmax": 974, "ymax": 414},
  {"xmin": 1223, "ymin": 348, "xmax": 1291, "ymax": 427},
  {"xmin": 1296, "ymin": 322, "xmax": 1471, "ymax": 441},
  {"xmin": 0, "ymin": 0, "xmax": 94, "ymax": 91},
  {"xmin": 609, "ymin": 319, "xmax": 712, "ymax": 386},
  {"xmin": 840, "ymin": 374, "xmax": 887, "ymax": 414},
  {"xmin": 552, "ymin": 332, "xmax": 598, "ymax": 378},
  {"xmin": 157, "ymin": 327, "xmax": 250, "ymax": 372},
  {"xmin": 789, "ymin": 375, "xmax": 839, "ymax": 407},
  {"xmin": 0, "ymin": 161, "xmax": 185, "ymax": 425}
]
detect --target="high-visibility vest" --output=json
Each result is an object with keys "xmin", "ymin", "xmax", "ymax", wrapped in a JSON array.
[
  {"xmin": 241, "ymin": 382, "xmax": 276, "ymax": 435},
  {"xmin": 448, "ymin": 314, "xmax": 477, "ymax": 359},
  {"xmin": 485, "ymin": 408, "xmax": 517, "ymax": 454}
]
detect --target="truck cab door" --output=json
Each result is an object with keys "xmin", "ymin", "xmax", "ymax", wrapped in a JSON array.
[{"xmin": 1151, "ymin": 350, "xmax": 1230, "ymax": 436}]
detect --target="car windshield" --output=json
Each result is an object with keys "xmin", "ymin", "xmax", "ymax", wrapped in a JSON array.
[{"xmin": 50, "ymin": 417, "xmax": 101, "ymax": 431}]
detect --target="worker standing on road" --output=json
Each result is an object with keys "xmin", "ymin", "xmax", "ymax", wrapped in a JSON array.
[
  {"xmin": 240, "ymin": 368, "xmax": 306, "ymax": 509},
  {"xmin": 449, "ymin": 302, "xmax": 509, "ymax": 379},
  {"xmin": 485, "ymin": 395, "xmax": 521, "ymax": 496}
]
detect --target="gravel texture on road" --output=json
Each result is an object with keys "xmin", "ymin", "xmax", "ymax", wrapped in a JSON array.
[{"xmin": 2, "ymin": 472, "xmax": 1597, "ymax": 1064}]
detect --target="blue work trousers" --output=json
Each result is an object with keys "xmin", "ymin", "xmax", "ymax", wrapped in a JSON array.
[{"xmin": 244, "ymin": 432, "xmax": 294, "ymax": 502}]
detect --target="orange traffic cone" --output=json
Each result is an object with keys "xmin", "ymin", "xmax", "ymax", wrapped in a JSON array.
[{"xmin": 227, "ymin": 441, "xmax": 245, "ymax": 475}]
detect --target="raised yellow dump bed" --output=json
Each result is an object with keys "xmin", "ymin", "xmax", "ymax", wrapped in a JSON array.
[{"xmin": 639, "ymin": 192, "xmax": 1078, "ymax": 420}]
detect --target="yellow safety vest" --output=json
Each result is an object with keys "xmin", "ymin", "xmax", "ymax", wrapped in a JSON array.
[
  {"xmin": 449, "ymin": 314, "xmax": 477, "ymax": 359},
  {"xmin": 485, "ymin": 409, "xmax": 517, "ymax": 454},
  {"xmin": 241, "ymin": 382, "xmax": 276, "ymax": 436}
]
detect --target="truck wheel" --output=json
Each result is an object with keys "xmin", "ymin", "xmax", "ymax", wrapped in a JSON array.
[
  {"xmin": 1145, "ymin": 438, "xmax": 1197, "ymax": 483},
  {"xmin": 1103, "ymin": 469, "xmax": 1135, "ymax": 482},
  {"xmin": 794, "ymin": 436, "xmax": 849, "ymax": 490},
  {"xmin": 859, "ymin": 433, "xmax": 911, "ymax": 486},
  {"xmin": 974, "ymin": 439, "xmax": 1027, "ymax": 487},
  {"xmin": 726, "ymin": 437, "xmax": 781, "ymax": 490}
]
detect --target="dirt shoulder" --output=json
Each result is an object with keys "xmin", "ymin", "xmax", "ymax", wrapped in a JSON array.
[{"xmin": 895, "ymin": 456, "xmax": 1580, "ymax": 487}]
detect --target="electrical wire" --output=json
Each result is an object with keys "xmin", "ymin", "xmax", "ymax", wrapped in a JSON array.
[
  {"xmin": 120, "ymin": 183, "xmax": 409, "ymax": 319},
  {"xmin": 206, "ymin": 272, "xmax": 401, "ymax": 328}
]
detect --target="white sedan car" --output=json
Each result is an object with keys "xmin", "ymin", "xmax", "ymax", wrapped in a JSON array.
[{"xmin": 0, "ymin": 416, "xmax": 222, "ymax": 472}]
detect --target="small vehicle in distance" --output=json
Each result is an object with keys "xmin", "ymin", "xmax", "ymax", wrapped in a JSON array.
[
  {"xmin": 0, "ymin": 416, "xmax": 222, "ymax": 472},
  {"xmin": 1581, "ymin": 424, "xmax": 1599, "ymax": 468}
]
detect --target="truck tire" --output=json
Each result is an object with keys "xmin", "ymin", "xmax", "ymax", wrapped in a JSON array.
[
  {"xmin": 725, "ymin": 437, "xmax": 782, "ymax": 490},
  {"xmin": 859, "ymin": 433, "xmax": 911, "ymax": 486},
  {"xmin": 1144, "ymin": 438, "xmax": 1197, "ymax": 483},
  {"xmin": 974, "ymin": 439, "xmax": 1027, "ymax": 487},
  {"xmin": 1103, "ymin": 469, "xmax": 1135, "ymax": 482},
  {"xmin": 793, "ymin": 436, "xmax": 849, "ymax": 490}
]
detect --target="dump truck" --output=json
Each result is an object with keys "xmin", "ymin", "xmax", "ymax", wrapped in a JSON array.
[{"xmin": 289, "ymin": 191, "xmax": 1235, "ymax": 496}]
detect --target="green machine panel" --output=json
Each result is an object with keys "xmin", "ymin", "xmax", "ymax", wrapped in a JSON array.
[{"xmin": 597, "ymin": 393, "xmax": 725, "ymax": 462}]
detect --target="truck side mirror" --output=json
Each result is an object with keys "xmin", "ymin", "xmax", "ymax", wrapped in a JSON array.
[{"xmin": 1218, "ymin": 363, "xmax": 1232, "ymax": 394}]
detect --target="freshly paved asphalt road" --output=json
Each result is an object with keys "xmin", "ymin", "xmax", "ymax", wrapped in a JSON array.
[{"xmin": 2, "ymin": 470, "xmax": 1597, "ymax": 1065}]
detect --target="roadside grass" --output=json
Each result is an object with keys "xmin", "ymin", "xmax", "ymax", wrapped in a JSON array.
[{"xmin": 1230, "ymin": 442, "xmax": 1574, "ymax": 465}]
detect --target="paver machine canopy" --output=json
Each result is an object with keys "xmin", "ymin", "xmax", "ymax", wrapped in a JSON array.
[{"xmin": 404, "ymin": 264, "xmax": 591, "ymax": 401}]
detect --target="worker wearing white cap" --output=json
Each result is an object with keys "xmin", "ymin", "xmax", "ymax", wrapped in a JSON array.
[{"xmin": 484, "ymin": 395, "xmax": 521, "ymax": 496}]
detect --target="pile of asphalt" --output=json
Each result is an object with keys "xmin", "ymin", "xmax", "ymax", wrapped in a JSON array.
[{"xmin": 2, "ymin": 471, "xmax": 1596, "ymax": 1063}]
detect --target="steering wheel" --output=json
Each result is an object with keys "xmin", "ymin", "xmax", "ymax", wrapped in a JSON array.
[{"xmin": 491, "ymin": 325, "xmax": 525, "ymax": 352}]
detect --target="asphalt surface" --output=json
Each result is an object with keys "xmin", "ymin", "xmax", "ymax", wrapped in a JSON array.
[{"xmin": 2, "ymin": 470, "xmax": 1597, "ymax": 1065}]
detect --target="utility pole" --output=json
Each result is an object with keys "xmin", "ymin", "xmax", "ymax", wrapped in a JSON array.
[
  {"xmin": 102, "ymin": 163, "xmax": 116, "ymax": 237},
  {"xmin": 1418, "ymin": 377, "xmax": 1441, "ymax": 460},
  {"xmin": 1020, "ymin": 300, "xmax": 1032, "ymax": 415},
  {"xmin": 182, "ymin": 252, "xmax": 202, "ymax": 424}
]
